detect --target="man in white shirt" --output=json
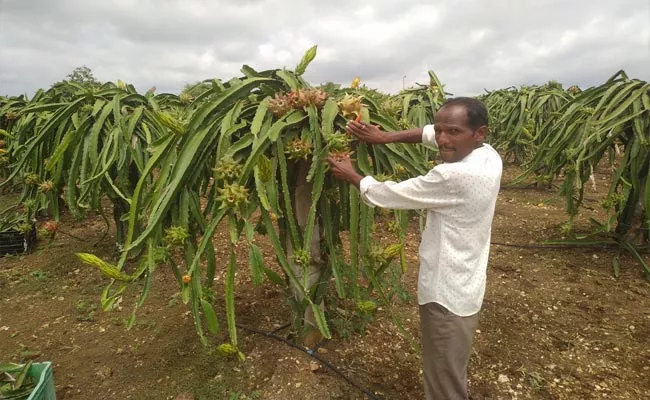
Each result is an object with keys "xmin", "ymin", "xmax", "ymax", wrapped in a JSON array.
[{"xmin": 327, "ymin": 97, "xmax": 502, "ymax": 400}]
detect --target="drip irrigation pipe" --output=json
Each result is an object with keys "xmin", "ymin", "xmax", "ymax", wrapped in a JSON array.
[
  {"xmin": 56, "ymin": 229, "xmax": 87, "ymax": 242},
  {"xmin": 269, "ymin": 322, "xmax": 291, "ymax": 335},
  {"xmin": 236, "ymin": 323, "xmax": 383, "ymax": 400}
]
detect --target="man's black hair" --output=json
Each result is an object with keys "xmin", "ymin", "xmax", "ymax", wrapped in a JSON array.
[{"xmin": 440, "ymin": 97, "xmax": 488, "ymax": 131}]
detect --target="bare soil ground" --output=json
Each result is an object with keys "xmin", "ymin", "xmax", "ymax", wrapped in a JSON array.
[{"xmin": 1, "ymin": 162, "xmax": 649, "ymax": 400}]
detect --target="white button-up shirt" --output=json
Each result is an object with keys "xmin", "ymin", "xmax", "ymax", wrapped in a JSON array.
[{"xmin": 359, "ymin": 124, "xmax": 502, "ymax": 316}]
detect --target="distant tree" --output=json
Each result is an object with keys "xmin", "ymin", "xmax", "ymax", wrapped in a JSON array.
[
  {"xmin": 316, "ymin": 81, "xmax": 342, "ymax": 95},
  {"xmin": 66, "ymin": 65, "xmax": 101, "ymax": 88},
  {"xmin": 50, "ymin": 66, "xmax": 102, "ymax": 99},
  {"xmin": 182, "ymin": 81, "xmax": 212, "ymax": 98},
  {"xmin": 544, "ymin": 80, "xmax": 563, "ymax": 90}
]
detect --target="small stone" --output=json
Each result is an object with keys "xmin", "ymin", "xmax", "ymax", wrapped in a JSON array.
[
  {"xmin": 498, "ymin": 374, "xmax": 510, "ymax": 383},
  {"xmin": 309, "ymin": 361, "xmax": 320, "ymax": 372},
  {"xmin": 317, "ymin": 347, "xmax": 328, "ymax": 354},
  {"xmin": 95, "ymin": 366, "xmax": 112, "ymax": 380}
]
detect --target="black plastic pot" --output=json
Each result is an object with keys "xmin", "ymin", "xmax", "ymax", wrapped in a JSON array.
[{"xmin": 0, "ymin": 225, "xmax": 36, "ymax": 256}]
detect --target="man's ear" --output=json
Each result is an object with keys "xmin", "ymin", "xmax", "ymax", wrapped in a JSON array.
[{"xmin": 475, "ymin": 125, "xmax": 488, "ymax": 142}]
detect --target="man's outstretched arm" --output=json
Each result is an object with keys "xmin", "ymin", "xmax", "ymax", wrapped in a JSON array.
[
  {"xmin": 326, "ymin": 155, "xmax": 458, "ymax": 210},
  {"xmin": 346, "ymin": 121, "xmax": 424, "ymax": 145}
]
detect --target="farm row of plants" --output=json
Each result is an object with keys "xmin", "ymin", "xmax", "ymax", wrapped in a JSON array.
[
  {"xmin": 0, "ymin": 47, "xmax": 648, "ymax": 352},
  {"xmin": 0, "ymin": 47, "xmax": 445, "ymax": 352},
  {"xmin": 482, "ymin": 71, "xmax": 649, "ymax": 275}
]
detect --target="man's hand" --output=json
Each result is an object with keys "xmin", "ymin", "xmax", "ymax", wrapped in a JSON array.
[
  {"xmin": 327, "ymin": 154, "xmax": 363, "ymax": 189},
  {"xmin": 346, "ymin": 121, "xmax": 390, "ymax": 145}
]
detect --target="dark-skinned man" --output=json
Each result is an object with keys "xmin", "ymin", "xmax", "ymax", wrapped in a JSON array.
[{"xmin": 327, "ymin": 97, "xmax": 502, "ymax": 400}]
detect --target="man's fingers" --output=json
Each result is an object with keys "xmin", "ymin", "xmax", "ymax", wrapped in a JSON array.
[
  {"xmin": 346, "ymin": 121, "xmax": 365, "ymax": 131},
  {"xmin": 327, "ymin": 156, "xmax": 343, "ymax": 168}
]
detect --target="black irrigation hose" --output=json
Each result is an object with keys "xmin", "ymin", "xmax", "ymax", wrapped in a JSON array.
[
  {"xmin": 269, "ymin": 322, "xmax": 292, "ymax": 334},
  {"xmin": 56, "ymin": 229, "xmax": 88, "ymax": 242},
  {"xmin": 236, "ymin": 323, "xmax": 384, "ymax": 400}
]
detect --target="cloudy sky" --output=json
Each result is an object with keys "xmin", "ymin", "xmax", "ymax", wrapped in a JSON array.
[{"xmin": 1, "ymin": 0, "xmax": 648, "ymax": 97}]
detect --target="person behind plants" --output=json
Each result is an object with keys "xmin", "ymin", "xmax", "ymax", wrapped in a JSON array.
[{"xmin": 327, "ymin": 97, "xmax": 502, "ymax": 400}]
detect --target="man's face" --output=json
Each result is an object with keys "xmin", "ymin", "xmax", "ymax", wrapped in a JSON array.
[{"xmin": 433, "ymin": 105, "xmax": 486, "ymax": 163}]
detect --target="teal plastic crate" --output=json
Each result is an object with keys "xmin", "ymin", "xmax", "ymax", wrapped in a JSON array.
[{"xmin": 3, "ymin": 362, "xmax": 55, "ymax": 400}]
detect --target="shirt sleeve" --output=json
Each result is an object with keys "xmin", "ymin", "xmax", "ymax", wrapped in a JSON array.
[
  {"xmin": 359, "ymin": 167, "xmax": 463, "ymax": 210},
  {"xmin": 421, "ymin": 124, "xmax": 437, "ymax": 148}
]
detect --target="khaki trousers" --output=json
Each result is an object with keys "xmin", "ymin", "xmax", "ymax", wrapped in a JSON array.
[{"xmin": 419, "ymin": 302, "xmax": 479, "ymax": 400}]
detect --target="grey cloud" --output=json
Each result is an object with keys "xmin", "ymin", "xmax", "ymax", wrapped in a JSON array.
[{"xmin": 0, "ymin": 0, "xmax": 648, "ymax": 97}]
